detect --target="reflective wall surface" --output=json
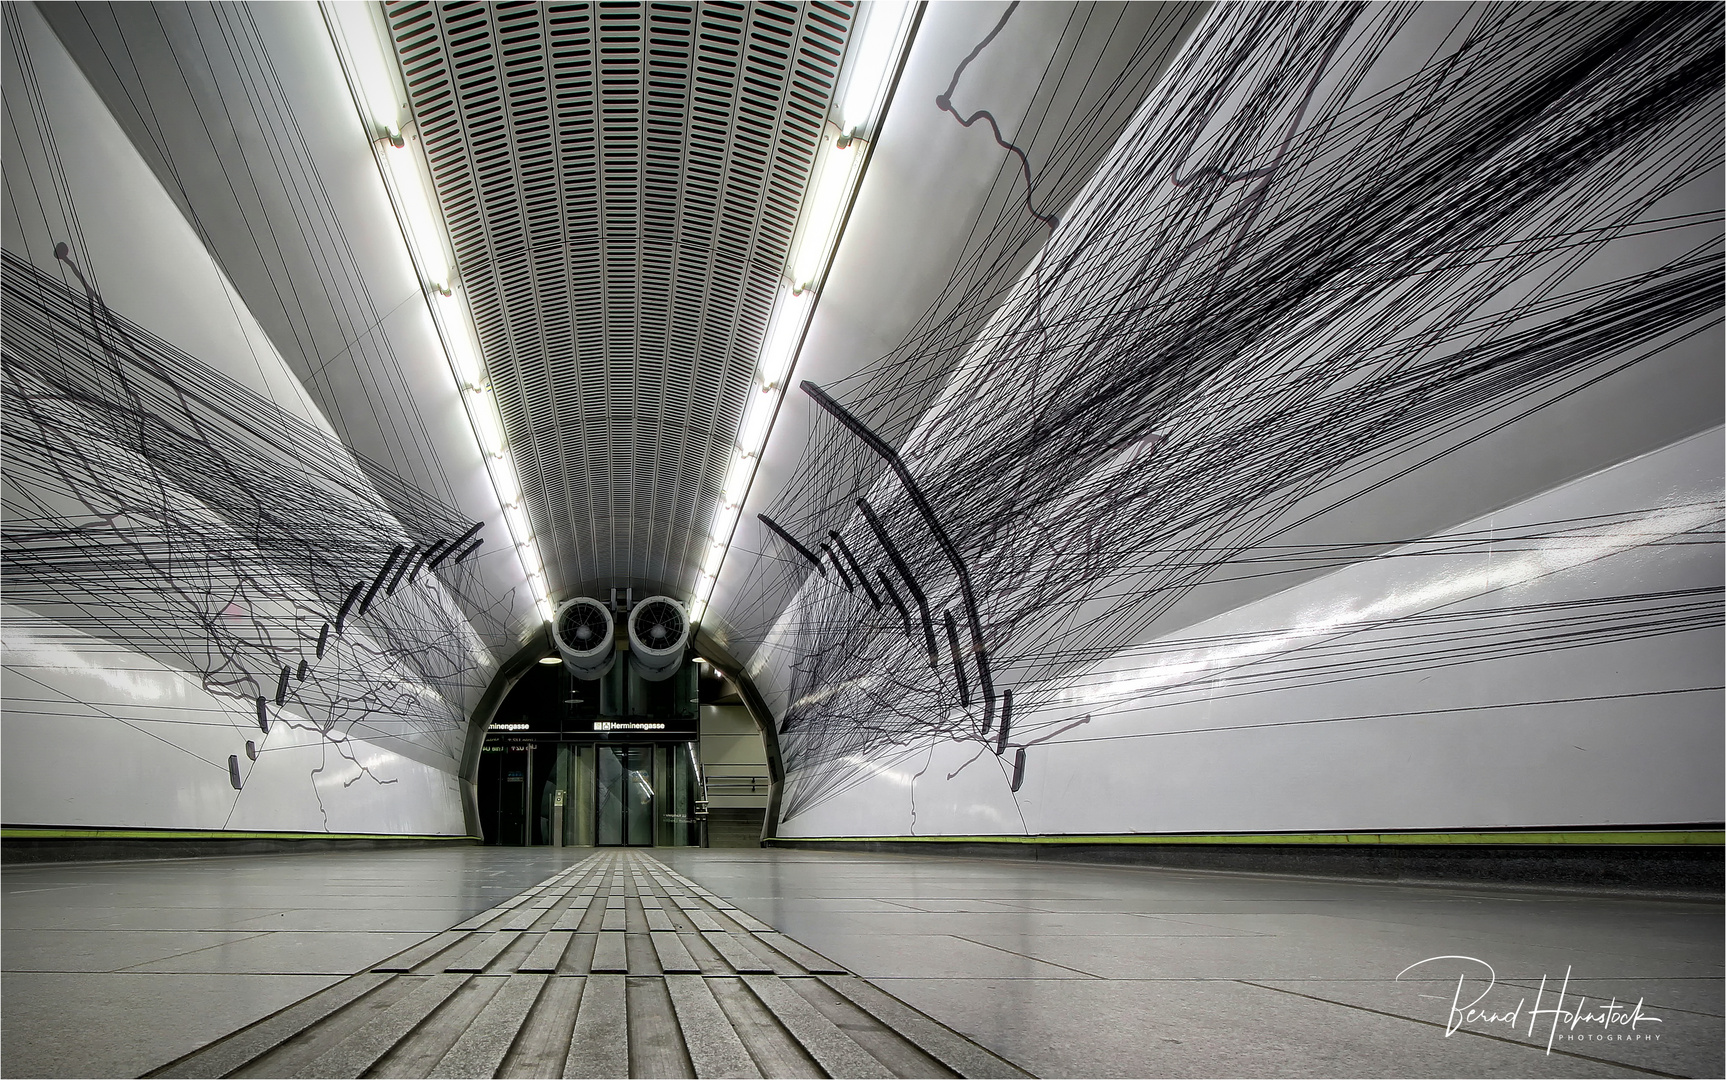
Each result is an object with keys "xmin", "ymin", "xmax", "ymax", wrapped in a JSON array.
[{"xmin": 743, "ymin": 3, "xmax": 1724, "ymax": 840}]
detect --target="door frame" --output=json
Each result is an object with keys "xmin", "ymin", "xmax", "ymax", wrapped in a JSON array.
[{"xmin": 596, "ymin": 742, "xmax": 655, "ymax": 846}]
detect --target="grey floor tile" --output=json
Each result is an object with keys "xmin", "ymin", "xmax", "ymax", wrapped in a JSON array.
[
  {"xmin": 5, "ymin": 846, "xmax": 1717, "ymax": 1080},
  {"xmin": 1494, "ymin": 975, "xmax": 1725, "ymax": 1018},
  {"xmin": 876, "ymin": 976, "xmax": 1647, "ymax": 1078},
  {"xmin": 0, "ymin": 971, "xmax": 341, "ymax": 1079},
  {"xmin": 121, "ymin": 931, "xmax": 431, "ymax": 975},
  {"xmin": 654, "ymin": 848, "xmax": 1724, "ymax": 1079},
  {"xmin": 231, "ymin": 908, "xmax": 472, "ymax": 932},
  {"xmin": 802, "ymin": 932, "xmax": 1105, "ymax": 980},
  {"xmin": 2, "ymin": 906, "xmax": 289, "ymax": 932},
  {"xmin": 1255, "ymin": 976, "xmax": 1723, "ymax": 1078},
  {"xmin": 2, "ymin": 929, "xmax": 268, "ymax": 973}
]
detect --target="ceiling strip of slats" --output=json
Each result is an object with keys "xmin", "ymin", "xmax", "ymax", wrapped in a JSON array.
[{"xmin": 384, "ymin": 0, "xmax": 852, "ymax": 596}]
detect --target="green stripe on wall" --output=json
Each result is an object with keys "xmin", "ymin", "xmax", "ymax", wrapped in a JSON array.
[
  {"xmin": 779, "ymin": 830, "xmax": 1723, "ymax": 846},
  {"xmin": 1, "ymin": 827, "xmax": 471, "ymax": 841}
]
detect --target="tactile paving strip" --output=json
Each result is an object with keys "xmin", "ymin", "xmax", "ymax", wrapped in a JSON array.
[{"xmin": 148, "ymin": 851, "xmax": 1031, "ymax": 1079}]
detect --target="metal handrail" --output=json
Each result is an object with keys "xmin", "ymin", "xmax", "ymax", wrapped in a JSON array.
[
  {"xmin": 702, "ymin": 772, "xmax": 771, "ymax": 794},
  {"xmin": 688, "ymin": 742, "xmax": 710, "ymax": 816}
]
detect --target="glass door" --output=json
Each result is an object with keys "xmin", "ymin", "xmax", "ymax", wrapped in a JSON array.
[{"xmin": 596, "ymin": 744, "xmax": 654, "ymax": 846}]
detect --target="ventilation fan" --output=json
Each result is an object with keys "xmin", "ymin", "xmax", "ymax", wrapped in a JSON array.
[
  {"xmin": 628, "ymin": 595, "xmax": 689, "ymax": 682},
  {"xmin": 551, "ymin": 597, "xmax": 616, "ymax": 680}
]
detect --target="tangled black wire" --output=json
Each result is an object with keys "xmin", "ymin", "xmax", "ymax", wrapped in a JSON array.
[
  {"xmin": 2, "ymin": 251, "xmax": 516, "ymax": 803},
  {"xmin": 732, "ymin": 2, "xmax": 1724, "ymax": 821}
]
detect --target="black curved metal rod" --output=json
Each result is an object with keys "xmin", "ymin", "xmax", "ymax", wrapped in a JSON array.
[
  {"xmin": 806, "ymin": 381, "xmax": 995, "ymax": 732},
  {"xmin": 334, "ymin": 581, "xmax": 365, "ymax": 634},
  {"xmin": 412, "ymin": 539, "xmax": 448, "ymax": 580},
  {"xmin": 357, "ymin": 544, "xmax": 405, "ymax": 617},
  {"xmin": 856, "ymin": 498, "xmax": 938, "ymax": 668},
  {"xmin": 877, "ymin": 568, "xmax": 912, "ymax": 638},
  {"xmin": 942, "ymin": 609, "xmax": 971, "ymax": 706},
  {"xmin": 427, "ymin": 520, "xmax": 484, "ymax": 571},
  {"xmin": 386, "ymin": 543, "xmax": 421, "ymax": 596},
  {"xmin": 758, "ymin": 513, "xmax": 828, "ymax": 576},
  {"xmin": 820, "ymin": 543, "xmax": 856, "ymax": 591},
  {"xmin": 829, "ymin": 531, "xmax": 881, "ymax": 609}
]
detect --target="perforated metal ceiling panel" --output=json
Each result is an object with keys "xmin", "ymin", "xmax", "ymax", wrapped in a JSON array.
[{"xmin": 384, "ymin": 0, "xmax": 852, "ymax": 599}]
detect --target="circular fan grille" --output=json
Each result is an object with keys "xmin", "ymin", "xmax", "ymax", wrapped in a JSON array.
[
  {"xmin": 557, "ymin": 600, "xmax": 610, "ymax": 655},
  {"xmin": 631, "ymin": 598, "xmax": 686, "ymax": 651}
]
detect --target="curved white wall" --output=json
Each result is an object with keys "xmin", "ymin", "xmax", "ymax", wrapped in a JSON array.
[
  {"xmin": 1, "ymin": 4, "xmax": 502, "ymax": 834},
  {"xmin": 772, "ymin": 431, "xmax": 1723, "ymax": 837},
  {"xmin": 749, "ymin": 3, "xmax": 1724, "ymax": 839}
]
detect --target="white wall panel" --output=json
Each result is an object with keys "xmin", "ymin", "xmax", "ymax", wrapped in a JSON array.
[
  {"xmin": 1, "ymin": 3, "xmax": 491, "ymax": 835},
  {"xmin": 749, "ymin": 4, "xmax": 1722, "ymax": 840},
  {"xmin": 777, "ymin": 431, "xmax": 1723, "ymax": 837}
]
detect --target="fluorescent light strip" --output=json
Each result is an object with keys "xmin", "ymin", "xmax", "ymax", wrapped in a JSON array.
[
  {"xmin": 757, "ymin": 289, "xmax": 811, "ymax": 389},
  {"xmin": 840, "ymin": 1, "xmax": 914, "ymax": 138},
  {"xmin": 324, "ymin": 2, "xmax": 554, "ymax": 624},
  {"xmin": 789, "ymin": 137, "xmax": 858, "ymax": 292},
  {"xmin": 689, "ymin": 2, "xmax": 919, "ymax": 627}
]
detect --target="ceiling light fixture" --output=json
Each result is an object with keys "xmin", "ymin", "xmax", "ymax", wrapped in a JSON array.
[
  {"xmin": 756, "ymin": 287, "xmax": 811, "ymax": 390},
  {"xmin": 323, "ymin": 2, "xmax": 554, "ymax": 626},
  {"xmin": 789, "ymin": 137, "xmax": 858, "ymax": 293},
  {"xmin": 710, "ymin": 500, "xmax": 742, "ymax": 539},
  {"xmin": 489, "ymin": 453, "xmax": 521, "ymax": 505},
  {"xmin": 688, "ymin": 1, "xmax": 922, "ymax": 628},
  {"xmin": 379, "ymin": 146, "xmax": 452, "ymax": 292},
  {"xmin": 469, "ymin": 394, "xmax": 507, "ymax": 460},
  {"xmin": 503, "ymin": 501, "xmax": 533, "ymax": 549},
  {"xmin": 736, "ymin": 388, "xmax": 776, "ymax": 457},
  {"xmin": 840, "ymin": 1, "xmax": 915, "ymax": 139},
  {"xmin": 701, "ymin": 542, "xmax": 727, "ymax": 578},
  {"xmin": 434, "ymin": 288, "xmax": 486, "ymax": 388},
  {"xmin": 721, "ymin": 447, "xmax": 755, "ymax": 503}
]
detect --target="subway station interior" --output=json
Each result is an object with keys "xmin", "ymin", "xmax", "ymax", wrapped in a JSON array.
[{"xmin": 1, "ymin": 2, "xmax": 1722, "ymax": 1077}]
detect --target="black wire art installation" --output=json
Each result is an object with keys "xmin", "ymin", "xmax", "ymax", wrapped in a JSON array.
[
  {"xmin": 734, "ymin": 3, "xmax": 1724, "ymax": 824},
  {"xmin": 2, "ymin": 248, "xmax": 515, "ymax": 823}
]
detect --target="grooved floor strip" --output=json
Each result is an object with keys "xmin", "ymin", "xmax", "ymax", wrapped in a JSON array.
[
  {"xmin": 500, "ymin": 973, "xmax": 583, "ymax": 1077},
  {"xmin": 652, "ymin": 930, "xmax": 702, "ymax": 974},
  {"xmin": 755, "ymin": 932, "xmax": 848, "ymax": 975},
  {"xmin": 503, "ymin": 907, "xmax": 544, "ymax": 931},
  {"xmin": 151, "ymin": 971, "xmax": 393, "ymax": 1080},
  {"xmin": 741, "ymin": 975, "xmax": 894, "ymax": 1080},
  {"xmin": 147, "ymin": 851, "xmax": 1033, "ymax": 1079},
  {"xmin": 703, "ymin": 930, "xmax": 774, "ymax": 974},
  {"xmin": 628, "ymin": 975, "xmax": 695, "ymax": 1078},
  {"xmin": 550, "ymin": 906, "xmax": 586, "ymax": 932},
  {"xmin": 374, "ymin": 930, "xmax": 467, "ymax": 974},
  {"xmin": 591, "ymin": 931, "xmax": 627, "ymax": 974},
  {"xmin": 431, "ymin": 974, "xmax": 548, "ymax": 1078},
  {"xmin": 302, "ymin": 973, "xmax": 469, "ymax": 1078},
  {"xmin": 520, "ymin": 932, "xmax": 573, "ymax": 974},
  {"xmin": 564, "ymin": 975, "xmax": 626, "ymax": 1079},
  {"xmin": 446, "ymin": 932, "xmax": 521, "ymax": 973},
  {"xmin": 816, "ymin": 975, "xmax": 1028, "ymax": 1080},
  {"xmin": 665, "ymin": 974, "xmax": 761, "ymax": 1079}
]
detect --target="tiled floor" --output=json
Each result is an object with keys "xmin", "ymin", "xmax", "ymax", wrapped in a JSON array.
[
  {"xmin": 654, "ymin": 849, "xmax": 1725, "ymax": 1079},
  {"xmin": 3, "ymin": 846, "xmax": 1720, "ymax": 1078},
  {"xmin": 2, "ymin": 848, "xmax": 577, "ymax": 1078},
  {"xmin": 143, "ymin": 850, "xmax": 1022, "ymax": 1079}
]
